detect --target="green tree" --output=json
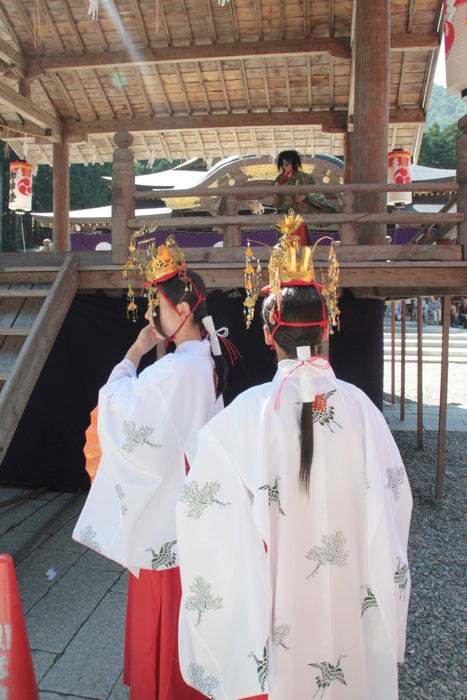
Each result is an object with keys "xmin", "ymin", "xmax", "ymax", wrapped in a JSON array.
[
  {"xmin": 418, "ymin": 123, "xmax": 460, "ymax": 170},
  {"xmin": 32, "ymin": 158, "xmax": 182, "ymax": 213}
]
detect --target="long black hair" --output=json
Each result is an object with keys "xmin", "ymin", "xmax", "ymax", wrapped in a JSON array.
[
  {"xmin": 276, "ymin": 150, "xmax": 302, "ymax": 173},
  {"xmin": 262, "ymin": 285, "xmax": 327, "ymax": 494},
  {"xmin": 156, "ymin": 270, "xmax": 228, "ymax": 398}
]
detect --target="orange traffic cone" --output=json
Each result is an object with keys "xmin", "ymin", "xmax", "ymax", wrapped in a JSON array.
[{"xmin": 0, "ymin": 554, "xmax": 39, "ymax": 699}]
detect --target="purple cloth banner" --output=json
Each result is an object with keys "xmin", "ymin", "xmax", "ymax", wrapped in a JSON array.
[{"xmin": 70, "ymin": 227, "xmax": 423, "ymax": 252}]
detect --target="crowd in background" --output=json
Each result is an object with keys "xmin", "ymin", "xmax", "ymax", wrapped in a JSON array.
[{"xmin": 385, "ymin": 297, "xmax": 467, "ymax": 328}]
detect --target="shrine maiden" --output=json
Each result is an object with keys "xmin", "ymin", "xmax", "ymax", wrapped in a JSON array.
[
  {"xmin": 73, "ymin": 236, "xmax": 226, "ymax": 700},
  {"xmin": 176, "ymin": 223, "xmax": 412, "ymax": 700}
]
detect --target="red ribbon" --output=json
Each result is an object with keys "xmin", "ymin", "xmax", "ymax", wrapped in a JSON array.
[{"xmin": 274, "ymin": 356, "xmax": 330, "ymax": 411}]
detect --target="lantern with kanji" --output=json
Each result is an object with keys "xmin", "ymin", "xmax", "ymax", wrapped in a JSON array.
[
  {"xmin": 444, "ymin": 0, "xmax": 467, "ymax": 100},
  {"xmin": 8, "ymin": 161, "xmax": 33, "ymax": 213},
  {"xmin": 387, "ymin": 148, "xmax": 412, "ymax": 206}
]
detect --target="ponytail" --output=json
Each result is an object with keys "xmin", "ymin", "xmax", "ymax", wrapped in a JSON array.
[
  {"xmin": 299, "ymin": 402, "xmax": 314, "ymax": 494},
  {"xmin": 211, "ymin": 353, "xmax": 228, "ymax": 398}
]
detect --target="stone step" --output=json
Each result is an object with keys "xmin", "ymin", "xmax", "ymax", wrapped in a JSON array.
[{"xmin": 384, "ymin": 353, "xmax": 467, "ymax": 365}]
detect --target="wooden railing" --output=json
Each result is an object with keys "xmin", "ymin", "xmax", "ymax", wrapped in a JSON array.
[{"xmin": 110, "ymin": 116, "xmax": 467, "ymax": 264}]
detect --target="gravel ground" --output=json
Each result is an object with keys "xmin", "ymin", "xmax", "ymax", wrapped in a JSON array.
[
  {"xmin": 395, "ymin": 431, "xmax": 466, "ymax": 699},
  {"xmin": 384, "ymin": 362, "xmax": 467, "ymax": 407}
]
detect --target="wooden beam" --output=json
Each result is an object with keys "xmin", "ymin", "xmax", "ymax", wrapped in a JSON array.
[
  {"xmin": 64, "ymin": 106, "xmax": 424, "ymax": 143},
  {"xmin": 49, "ymin": 72, "xmax": 80, "ymax": 121},
  {"xmin": 128, "ymin": 213, "xmax": 462, "ymax": 229},
  {"xmin": 0, "ymin": 255, "xmax": 79, "ymax": 465},
  {"xmin": 0, "ymin": 80, "xmax": 62, "ymax": 139},
  {"xmin": 0, "ymin": 2, "xmax": 21, "ymax": 49},
  {"xmin": 352, "ymin": 0, "xmax": 390, "ymax": 245},
  {"xmin": 0, "ymin": 37, "xmax": 25, "ymax": 72},
  {"xmin": 53, "ymin": 142, "xmax": 70, "ymax": 251},
  {"xmin": 26, "ymin": 38, "xmax": 353, "ymax": 77},
  {"xmin": 391, "ymin": 31, "xmax": 437, "ymax": 50},
  {"xmin": 134, "ymin": 182, "xmax": 458, "ymax": 199},
  {"xmin": 25, "ymin": 31, "xmax": 438, "ymax": 79},
  {"xmin": 64, "ymin": 109, "xmax": 348, "ymax": 140},
  {"xmin": 0, "ymin": 119, "xmax": 57, "ymax": 140},
  {"xmin": 75, "ymin": 261, "xmax": 467, "ymax": 291},
  {"xmin": 407, "ymin": 0, "xmax": 417, "ymax": 32},
  {"xmin": 218, "ymin": 60, "xmax": 231, "ymax": 112}
]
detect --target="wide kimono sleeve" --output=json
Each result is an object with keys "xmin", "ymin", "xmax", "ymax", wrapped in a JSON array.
[
  {"xmin": 73, "ymin": 354, "xmax": 183, "ymax": 573},
  {"xmin": 362, "ymin": 393, "xmax": 413, "ymax": 665},
  {"xmin": 176, "ymin": 425, "xmax": 271, "ymax": 700}
]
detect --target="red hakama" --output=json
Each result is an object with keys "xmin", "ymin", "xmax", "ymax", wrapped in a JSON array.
[{"xmin": 124, "ymin": 567, "xmax": 267, "ymax": 700}]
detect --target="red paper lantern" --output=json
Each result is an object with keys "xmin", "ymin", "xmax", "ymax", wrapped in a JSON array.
[
  {"xmin": 8, "ymin": 162, "xmax": 33, "ymax": 213},
  {"xmin": 387, "ymin": 149, "xmax": 412, "ymax": 206}
]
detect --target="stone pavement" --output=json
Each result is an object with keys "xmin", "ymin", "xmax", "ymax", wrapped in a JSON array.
[{"xmin": 0, "ymin": 488, "xmax": 129, "ymax": 699}]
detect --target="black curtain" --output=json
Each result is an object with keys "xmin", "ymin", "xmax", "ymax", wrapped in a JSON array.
[{"xmin": 1, "ymin": 290, "xmax": 383, "ymax": 491}]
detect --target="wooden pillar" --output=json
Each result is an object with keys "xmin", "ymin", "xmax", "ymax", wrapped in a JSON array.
[
  {"xmin": 400, "ymin": 300, "xmax": 406, "ymax": 422},
  {"xmin": 111, "ymin": 131, "xmax": 135, "ymax": 264},
  {"xmin": 457, "ymin": 115, "xmax": 467, "ymax": 260},
  {"xmin": 52, "ymin": 142, "xmax": 70, "ymax": 252},
  {"xmin": 343, "ymin": 131, "xmax": 353, "ymax": 183},
  {"xmin": 416, "ymin": 296, "xmax": 423, "ymax": 449},
  {"xmin": 352, "ymin": 0, "xmax": 390, "ymax": 245},
  {"xmin": 436, "ymin": 296, "xmax": 451, "ymax": 500},
  {"xmin": 390, "ymin": 300, "xmax": 396, "ymax": 404},
  {"xmin": 341, "ymin": 132, "xmax": 356, "ymax": 245},
  {"xmin": 224, "ymin": 194, "xmax": 241, "ymax": 246}
]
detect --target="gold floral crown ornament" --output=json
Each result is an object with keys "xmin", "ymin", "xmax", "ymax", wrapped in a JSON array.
[
  {"xmin": 243, "ymin": 210, "xmax": 340, "ymax": 331},
  {"xmin": 123, "ymin": 230, "xmax": 189, "ymax": 321}
]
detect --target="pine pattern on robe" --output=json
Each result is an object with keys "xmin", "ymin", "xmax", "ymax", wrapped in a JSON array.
[
  {"xmin": 73, "ymin": 340, "xmax": 222, "ymax": 574},
  {"xmin": 177, "ymin": 360, "xmax": 412, "ymax": 700}
]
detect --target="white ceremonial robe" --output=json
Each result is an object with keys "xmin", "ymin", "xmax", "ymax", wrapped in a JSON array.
[
  {"xmin": 176, "ymin": 360, "xmax": 412, "ymax": 700},
  {"xmin": 73, "ymin": 339, "xmax": 222, "ymax": 576}
]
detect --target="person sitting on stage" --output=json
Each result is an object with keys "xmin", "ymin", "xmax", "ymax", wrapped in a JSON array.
[
  {"xmin": 73, "ymin": 235, "xmax": 226, "ymax": 700},
  {"xmin": 272, "ymin": 150, "xmax": 338, "ymax": 245},
  {"xmin": 176, "ymin": 225, "xmax": 412, "ymax": 700}
]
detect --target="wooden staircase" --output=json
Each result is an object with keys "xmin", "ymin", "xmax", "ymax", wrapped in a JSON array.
[{"xmin": 0, "ymin": 255, "xmax": 79, "ymax": 464}]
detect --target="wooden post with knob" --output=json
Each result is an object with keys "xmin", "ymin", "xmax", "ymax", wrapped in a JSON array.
[
  {"xmin": 52, "ymin": 141, "xmax": 70, "ymax": 252},
  {"xmin": 457, "ymin": 115, "xmax": 467, "ymax": 260},
  {"xmin": 111, "ymin": 131, "xmax": 135, "ymax": 264}
]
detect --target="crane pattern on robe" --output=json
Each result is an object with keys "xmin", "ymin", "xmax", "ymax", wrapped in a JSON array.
[
  {"xmin": 311, "ymin": 390, "xmax": 342, "ymax": 432},
  {"xmin": 259, "ymin": 477, "xmax": 285, "ymax": 516},
  {"xmin": 394, "ymin": 559, "xmax": 410, "ymax": 599},
  {"xmin": 146, "ymin": 540, "xmax": 177, "ymax": 569},
  {"xmin": 179, "ymin": 480, "xmax": 231, "ymax": 519},
  {"xmin": 306, "ymin": 529, "xmax": 349, "ymax": 579},
  {"xmin": 185, "ymin": 576, "xmax": 223, "ymax": 627},
  {"xmin": 186, "ymin": 662, "xmax": 219, "ymax": 699},
  {"xmin": 385, "ymin": 465, "xmax": 405, "ymax": 501},
  {"xmin": 115, "ymin": 483, "xmax": 128, "ymax": 515},
  {"xmin": 249, "ymin": 644, "xmax": 269, "ymax": 693},
  {"xmin": 272, "ymin": 621, "xmax": 291, "ymax": 650},
  {"xmin": 79, "ymin": 525, "xmax": 101, "ymax": 552},
  {"xmin": 361, "ymin": 586, "xmax": 378, "ymax": 617},
  {"xmin": 121, "ymin": 420, "xmax": 161, "ymax": 453},
  {"xmin": 309, "ymin": 655, "xmax": 347, "ymax": 699}
]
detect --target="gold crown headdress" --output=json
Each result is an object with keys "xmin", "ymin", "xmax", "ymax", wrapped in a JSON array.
[
  {"xmin": 123, "ymin": 230, "xmax": 188, "ymax": 321},
  {"xmin": 243, "ymin": 210, "xmax": 340, "ymax": 331}
]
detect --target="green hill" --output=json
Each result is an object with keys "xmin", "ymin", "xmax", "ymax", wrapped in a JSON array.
[{"xmin": 426, "ymin": 83, "xmax": 466, "ymax": 129}]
